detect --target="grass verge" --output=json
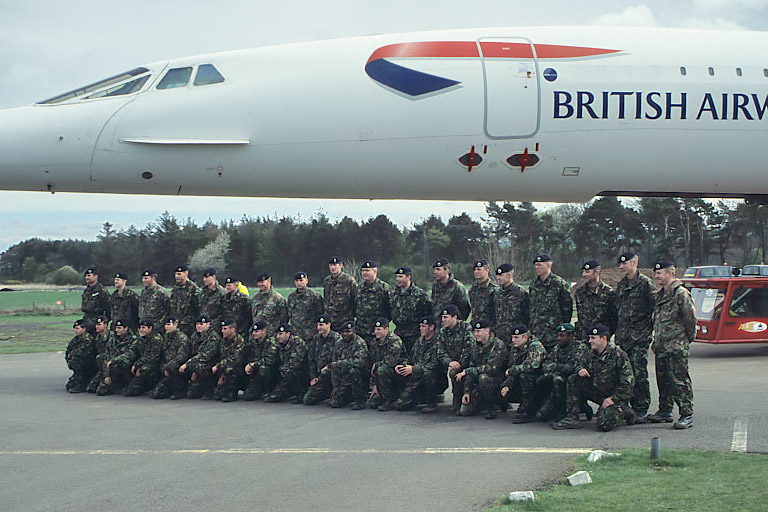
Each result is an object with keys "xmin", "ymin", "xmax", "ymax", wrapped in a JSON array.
[
  {"xmin": 0, "ymin": 313, "xmax": 81, "ymax": 354},
  {"xmin": 488, "ymin": 447, "xmax": 768, "ymax": 512}
]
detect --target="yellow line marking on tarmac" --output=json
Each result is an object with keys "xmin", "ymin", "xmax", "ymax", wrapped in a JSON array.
[{"xmin": 0, "ymin": 447, "xmax": 592, "ymax": 456}]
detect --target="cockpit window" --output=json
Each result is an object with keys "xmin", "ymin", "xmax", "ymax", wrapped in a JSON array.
[
  {"xmin": 37, "ymin": 67, "xmax": 150, "ymax": 104},
  {"xmin": 156, "ymin": 67, "xmax": 193, "ymax": 90},
  {"xmin": 193, "ymin": 64, "xmax": 225, "ymax": 86},
  {"xmin": 84, "ymin": 75, "xmax": 150, "ymax": 100}
]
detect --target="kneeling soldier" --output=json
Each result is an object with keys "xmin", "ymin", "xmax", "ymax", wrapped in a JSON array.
[
  {"xmin": 536, "ymin": 323, "xmax": 589, "ymax": 422},
  {"xmin": 394, "ymin": 316, "xmax": 450, "ymax": 413},
  {"xmin": 97, "ymin": 319, "xmax": 136, "ymax": 395},
  {"xmin": 212, "ymin": 319, "xmax": 248, "ymax": 402},
  {"xmin": 499, "ymin": 324, "xmax": 547, "ymax": 423},
  {"xmin": 123, "ymin": 318, "xmax": 163, "ymax": 396},
  {"xmin": 454, "ymin": 319, "xmax": 507, "ymax": 419},
  {"xmin": 179, "ymin": 315, "xmax": 221, "ymax": 399},
  {"xmin": 303, "ymin": 315, "xmax": 342, "ymax": 405},
  {"xmin": 266, "ymin": 324, "xmax": 309, "ymax": 404},
  {"xmin": 243, "ymin": 321, "xmax": 280, "ymax": 401},
  {"xmin": 552, "ymin": 324, "xmax": 634, "ymax": 431},
  {"xmin": 65, "ymin": 319, "xmax": 96, "ymax": 393},
  {"xmin": 368, "ymin": 318, "xmax": 408, "ymax": 411},
  {"xmin": 86, "ymin": 315, "xmax": 111, "ymax": 393},
  {"xmin": 150, "ymin": 316, "xmax": 191, "ymax": 399}
]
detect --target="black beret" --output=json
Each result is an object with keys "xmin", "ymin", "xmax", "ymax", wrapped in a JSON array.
[
  {"xmin": 374, "ymin": 318, "xmax": 389, "ymax": 328},
  {"xmin": 95, "ymin": 315, "xmax": 109, "ymax": 324},
  {"xmin": 511, "ymin": 324, "xmax": 529, "ymax": 336},
  {"xmin": 420, "ymin": 315, "xmax": 436, "ymax": 326},
  {"xmin": 617, "ymin": 251, "xmax": 636, "ymax": 263},
  {"xmin": 473, "ymin": 319, "xmax": 491, "ymax": 329},
  {"xmin": 253, "ymin": 320, "xmax": 268, "ymax": 331},
  {"xmin": 441, "ymin": 305, "xmax": 460, "ymax": 317},
  {"xmin": 589, "ymin": 324, "xmax": 610, "ymax": 336},
  {"xmin": 275, "ymin": 323, "xmax": 292, "ymax": 333},
  {"xmin": 340, "ymin": 320, "xmax": 356, "ymax": 331},
  {"xmin": 163, "ymin": 315, "xmax": 178, "ymax": 324},
  {"xmin": 142, "ymin": 269, "xmax": 157, "ymax": 277},
  {"xmin": 316, "ymin": 314, "xmax": 332, "ymax": 324},
  {"xmin": 655, "ymin": 258, "xmax": 675, "ymax": 270},
  {"xmin": 84, "ymin": 267, "xmax": 98, "ymax": 275},
  {"xmin": 534, "ymin": 254, "xmax": 552, "ymax": 263},
  {"xmin": 328, "ymin": 256, "xmax": 342, "ymax": 264},
  {"xmin": 257, "ymin": 272, "xmax": 270, "ymax": 281},
  {"xmin": 113, "ymin": 319, "xmax": 127, "ymax": 328},
  {"xmin": 222, "ymin": 318, "xmax": 237, "ymax": 327},
  {"xmin": 196, "ymin": 314, "xmax": 211, "ymax": 324},
  {"xmin": 114, "ymin": 272, "xmax": 128, "ymax": 280},
  {"xmin": 582, "ymin": 260, "xmax": 600, "ymax": 271},
  {"xmin": 203, "ymin": 268, "xmax": 216, "ymax": 277},
  {"xmin": 432, "ymin": 258, "xmax": 450, "ymax": 268},
  {"xmin": 496, "ymin": 263, "xmax": 515, "ymax": 274},
  {"xmin": 175, "ymin": 265, "xmax": 188, "ymax": 273},
  {"xmin": 361, "ymin": 261, "xmax": 377, "ymax": 269},
  {"xmin": 73, "ymin": 319, "xmax": 85, "ymax": 328},
  {"xmin": 224, "ymin": 276, "xmax": 239, "ymax": 284},
  {"xmin": 556, "ymin": 323, "xmax": 575, "ymax": 333},
  {"xmin": 474, "ymin": 259, "xmax": 489, "ymax": 268},
  {"xmin": 294, "ymin": 271, "xmax": 307, "ymax": 280},
  {"xmin": 139, "ymin": 318, "xmax": 154, "ymax": 328},
  {"xmin": 395, "ymin": 266, "xmax": 412, "ymax": 275}
]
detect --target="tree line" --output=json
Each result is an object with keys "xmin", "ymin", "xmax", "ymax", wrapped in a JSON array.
[{"xmin": 2, "ymin": 197, "xmax": 767, "ymax": 288}]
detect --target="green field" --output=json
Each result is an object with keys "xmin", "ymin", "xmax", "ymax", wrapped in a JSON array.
[
  {"xmin": 0, "ymin": 313, "xmax": 81, "ymax": 354},
  {"xmin": 0, "ymin": 290, "xmax": 85, "ymax": 312}
]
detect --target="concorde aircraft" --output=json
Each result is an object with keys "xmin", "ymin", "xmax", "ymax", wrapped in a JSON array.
[{"xmin": 1, "ymin": 26, "xmax": 768, "ymax": 203}]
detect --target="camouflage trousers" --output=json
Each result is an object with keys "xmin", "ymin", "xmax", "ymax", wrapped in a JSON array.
[
  {"xmin": 500, "ymin": 372, "xmax": 539, "ymax": 413},
  {"xmin": 536, "ymin": 373, "xmax": 569, "ymax": 418},
  {"xmin": 96, "ymin": 362, "xmax": 132, "ymax": 396},
  {"xmin": 66, "ymin": 359, "xmax": 97, "ymax": 393},
  {"xmin": 186, "ymin": 368, "xmax": 215, "ymax": 399},
  {"xmin": 368, "ymin": 366, "xmax": 405, "ymax": 407},
  {"xmin": 123, "ymin": 368, "xmax": 161, "ymax": 397},
  {"xmin": 243, "ymin": 366, "xmax": 277, "ymax": 401},
  {"xmin": 455, "ymin": 372, "xmax": 500, "ymax": 416},
  {"xmin": 565, "ymin": 374, "xmax": 627, "ymax": 432},
  {"xmin": 214, "ymin": 370, "xmax": 247, "ymax": 400},
  {"xmin": 618, "ymin": 339, "xmax": 651, "ymax": 414},
  {"xmin": 150, "ymin": 372, "xmax": 188, "ymax": 399},
  {"xmin": 303, "ymin": 369, "xmax": 333, "ymax": 405},
  {"xmin": 270, "ymin": 368, "xmax": 309, "ymax": 402},
  {"xmin": 394, "ymin": 370, "xmax": 449, "ymax": 410},
  {"xmin": 654, "ymin": 349, "xmax": 693, "ymax": 416},
  {"xmin": 395, "ymin": 331, "xmax": 419, "ymax": 358}
]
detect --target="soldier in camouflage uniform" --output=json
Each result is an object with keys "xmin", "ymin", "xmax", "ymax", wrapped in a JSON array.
[
  {"xmin": 499, "ymin": 324, "xmax": 547, "ymax": 423},
  {"xmin": 528, "ymin": 254, "xmax": 573, "ymax": 351},
  {"xmin": 552, "ymin": 324, "xmax": 635, "ymax": 431},
  {"xmin": 440, "ymin": 304, "xmax": 477, "ymax": 414},
  {"xmin": 169, "ymin": 265, "xmax": 199, "ymax": 337},
  {"xmin": 222, "ymin": 276, "xmax": 251, "ymax": 336},
  {"xmin": 649, "ymin": 259, "xmax": 697, "ymax": 429},
  {"xmin": 86, "ymin": 315, "xmax": 111, "ymax": 393},
  {"xmin": 431, "ymin": 258, "xmax": 471, "ymax": 320},
  {"xmin": 243, "ymin": 321, "xmax": 280, "ymax": 401},
  {"xmin": 302, "ymin": 314, "xmax": 342, "ymax": 405},
  {"xmin": 494, "ymin": 263, "xmax": 529, "ymax": 347},
  {"xmin": 389, "ymin": 266, "xmax": 432, "ymax": 356},
  {"xmin": 138, "ymin": 269, "xmax": 170, "ymax": 328},
  {"xmin": 454, "ymin": 319, "xmax": 507, "ymax": 418},
  {"xmin": 150, "ymin": 316, "xmax": 191, "ymax": 400},
  {"xmin": 614, "ymin": 251, "xmax": 656, "ymax": 423},
  {"xmin": 96, "ymin": 319, "xmax": 136, "ymax": 396},
  {"xmin": 536, "ymin": 323, "xmax": 589, "ymax": 422},
  {"xmin": 198, "ymin": 268, "xmax": 225, "ymax": 326},
  {"xmin": 212, "ymin": 318, "xmax": 248, "ymax": 402},
  {"xmin": 469, "ymin": 259, "xmax": 497, "ymax": 326},
  {"xmin": 573, "ymin": 260, "xmax": 617, "ymax": 342},
  {"xmin": 368, "ymin": 318, "xmax": 408, "ymax": 411},
  {"xmin": 110, "ymin": 272, "xmax": 138, "ymax": 331},
  {"xmin": 179, "ymin": 314, "xmax": 221, "ymax": 399},
  {"xmin": 288, "ymin": 271, "xmax": 324, "ymax": 342},
  {"xmin": 65, "ymin": 319, "xmax": 96, "ymax": 393},
  {"xmin": 266, "ymin": 324, "xmax": 309, "ymax": 404},
  {"xmin": 355, "ymin": 261, "xmax": 391, "ymax": 346},
  {"xmin": 122, "ymin": 318, "xmax": 164, "ymax": 397},
  {"xmin": 252, "ymin": 272, "xmax": 289, "ymax": 333},
  {"xmin": 323, "ymin": 256, "xmax": 357, "ymax": 331},
  {"xmin": 81, "ymin": 267, "xmax": 111, "ymax": 334},
  {"xmin": 393, "ymin": 316, "xmax": 450, "ymax": 413}
]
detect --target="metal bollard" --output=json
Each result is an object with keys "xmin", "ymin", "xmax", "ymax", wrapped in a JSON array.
[{"xmin": 651, "ymin": 437, "xmax": 660, "ymax": 459}]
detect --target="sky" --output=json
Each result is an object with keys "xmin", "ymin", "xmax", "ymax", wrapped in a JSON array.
[{"xmin": 1, "ymin": 1, "xmax": 766, "ymax": 253}]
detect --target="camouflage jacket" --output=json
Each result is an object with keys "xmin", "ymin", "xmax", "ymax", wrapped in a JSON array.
[
  {"xmin": 463, "ymin": 337, "xmax": 507, "ymax": 380},
  {"xmin": 92, "ymin": 332, "xmax": 108, "ymax": 356},
  {"xmin": 65, "ymin": 333, "xmax": 96, "ymax": 370},
  {"xmin": 198, "ymin": 283, "xmax": 226, "ymax": 324},
  {"xmin": 110, "ymin": 287, "xmax": 139, "ymax": 329},
  {"xmin": 308, "ymin": 330, "xmax": 342, "ymax": 379},
  {"xmin": 222, "ymin": 290, "xmax": 251, "ymax": 335},
  {"xmin": 653, "ymin": 279, "xmax": 697, "ymax": 355},
  {"xmin": 323, "ymin": 272, "xmax": 357, "ymax": 329},
  {"xmin": 170, "ymin": 280, "xmax": 200, "ymax": 332},
  {"xmin": 543, "ymin": 339, "xmax": 589, "ymax": 378},
  {"xmin": 331, "ymin": 335, "xmax": 369, "ymax": 372},
  {"xmin": 506, "ymin": 337, "xmax": 547, "ymax": 376},
  {"xmin": 101, "ymin": 331, "xmax": 137, "ymax": 376},
  {"xmin": 494, "ymin": 283, "xmax": 530, "ymax": 344},
  {"xmin": 139, "ymin": 284, "xmax": 170, "ymax": 325},
  {"xmin": 276, "ymin": 335, "xmax": 308, "ymax": 378},
  {"xmin": 216, "ymin": 334, "xmax": 248, "ymax": 376},
  {"xmin": 574, "ymin": 280, "xmax": 618, "ymax": 341},
  {"xmin": 528, "ymin": 273, "xmax": 573, "ymax": 347},
  {"xmin": 81, "ymin": 282, "xmax": 111, "ymax": 321},
  {"xmin": 355, "ymin": 279, "xmax": 392, "ymax": 339},
  {"xmin": 371, "ymin": 332, "xmax": 408, "ymax": 373},
  {"xmin": 438, "ymin": 320, "xmax": 476, "ymax": 366},
  {"xmin": 128, "ymin": 331, "xmax": 164, "ymax": 374},
  {"xmin": 247, "ymin": 334, "xmax": 280, "ymax": 373},
  {"xmin": 431, "ymin": 276, "xmax": 471, "ymax": 320},
  {"xmin": 469, "ymin": 279, "xmax": 498, "ymax": 325},
  {"xmin": 390, "ymin": 284, "xmax": 432, "ymax": 340},
  {"xmin": 409, "ymin": 335, "xmax": 450, "ymax": 378},
  {"xmin": 288, "ymin": 287, "xmax": 325, "ymax": 342},
  {"xmin": 160, "ymin": 330, "xmax": 191, "ymax": 374},
  {"xmin": 576, "ymin": 342, "xmax": 634, "ymax": 404},
  {"xmin": 251, "ymin": 287, "xmax": 289, "ymax": 332},
  {"xmin": 615, "ymin": 272, "xmax": 656, "ymax": 346},
  {"xmin": 186, "ymin": 328, "xmax": 221, "ymax": 373}
]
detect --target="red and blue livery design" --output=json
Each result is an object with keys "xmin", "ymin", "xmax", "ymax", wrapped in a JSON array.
[{"xmin": 365, "ymin": 41, "xmax": 621, "ymax": 97}]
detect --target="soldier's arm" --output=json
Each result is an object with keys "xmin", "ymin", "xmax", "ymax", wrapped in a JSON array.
[
  {"xmin": 278, "ymin": 298, "xmax": 289, "ymax": 325},
  {"xmin": 283, "ymin": 340, "xmax": 308, "ymax": 376},
  {"xmin": 521, "ymin": 344, "xmax": 547, "ymax": 373},
  {"xmin": 560, "ymin": 281, "xmax": 574, "ymax": 323},
  {"xmin": 338, "ymin": 340, "xmax": 368, "ymax": 371},
  {"xmin": 520, "ymin": 290, "xmax": 530, "ymax": 327},
  {"xmin": 458, "ymin": 285, "xmax": 471, "ymax": 321},
  {"xmin": 378, "ymin": 337, "xmax": 404, "ymax": 370},
  {"xmin": 607, "ymin": 289, "xmax": 619, "ymax": 336},
  {"xmin": 680, "ymin": 290, "xmax": 698, "ymax": 343},
  {"xmin": 476, "ymin": 342, "xmax": 507, "ymax": 376},
  {"xmin": 610, "ymin": 352, "xmax": 634, "ymax": 405}
]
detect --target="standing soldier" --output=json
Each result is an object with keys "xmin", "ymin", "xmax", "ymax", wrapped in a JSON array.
[
  {"xmin": 440, "ymin": 305, "xmax": 477, "ymax": 415},
  {"xmin": 96, "ymin": 319, "xmax": 137, "ymax": 396},
  {"xmin": 138, "ymin": 269, "xmax": 170, "ymax": 327},
  {"xmin": 649, "ymin": 259, "xmax": 697, "ymax": 429},
  {"xmin": 368, "ymin": 318, "xmax": 408, "ymax": 411},
  {"xmin": 355, "ymin": 261, "xmax": 391, "ymax": 346},
  {"xmin": 170, "ymin": 264, "xmax": 199, "ymax": 338},
  {"xmin": 179, "ymin": 314, "xmax": 221, "ymax": 399},
  {"xmin": 494, "ymin": 263, "xmax": 529, "ymax": 348},
  {"xmin": 499, "ymin": 324, "xmax": 547, "ymax": 423},
  {"xmin": 65, "ymin": 319, "xmax": 96, "ymax": 393},
  {"xmin": 614, "ymin": 251, "xmax": 656, "ymax": 424},
  {"xmin": 469, "ymin": 259, "xmax": 497, "ymax": 325},
  {"xmin": 123, "ymin": 318, "xmax": 164, "ymax": 397},
  {"xmin": 243, "ymin": 321, "xmax": 280, "ymax": 401},
  {"xmin": 453, "ymin": 319, "xmax": 507, "ymax": 419},
  {"xmin": 323, "ymin": 256, "xmax": 357, "ymax": 331},
  {"xmin": 302, "ymin": 314, "xmax": 342, "ymax": 405},
  {"xmin": 222, "ymin": 276, "xmax": 251, "ymax": 336},
  {"xmin": 266, "ymin": 324, "xmax": 309, "ymax": 404},
  {"xmin": 110, "ymin": 272, "xmax": 138, "ymax": 332},
  {"xmin": 528, "ymin": 254, "xmax": 573, "ymax": 352},
  {"xmin": 573, "ymin": 260, "xmax": 617, "ymax": 341},
  {"xmin": 431, "ymin": 258, "xmax": 471, "ymax": 320},
  {"xmin": 150, "ymin": 316, "xmax": 191, "ymax": 400},
  {"xmin": 287, "ymin": 271, "xmax": 324, "ymax": 343},
  {"xmin": 198, "ymin": 268, "xmax": 225, "ymax": 325},
  {"xmin": 252, "ymin": 272, "xmax": 289, "ymax": 333},
  {"xmin": 81, "ymin": 267, "xmax": 110, "ymax": 334},
  {"xmin": 212, "ymin": 318, "xmax": 248, "ymax": 402},
  {"xmin": 536, "ymin": 323, "xmax": 589, "ymax": 423},
  {"xmin": 389, "ymin": 266, "xmax": 432, "ymax": 356}
]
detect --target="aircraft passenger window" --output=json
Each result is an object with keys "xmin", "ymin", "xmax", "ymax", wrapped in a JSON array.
[
  {"xmin": 156, "ymin": 67, "xmax": 193, "ymax": 90},
  {"xmin": 193, "ymin": 64, "xmax": 225, "ymax": 86},
  {"xmin": 708, "ymin": 67, "xmax": 715, "ymax": 76},
  {"xmin": 37, "ymin": 67, "xmax": 149, "ymax": 104},
  {"xmin": 737, "ymin": 68, "xmax": 743, "ymax": 77},
  {"xmin": 764, "ymin": 69, "xmax": 768, "ymax": 77},
  {"xmin": 680, "ymin": 67, "xmax": 687, "ymax": 76},
  {"xmin": 84, "ymin": 75, "xmax": 150, "ymax": 100}
]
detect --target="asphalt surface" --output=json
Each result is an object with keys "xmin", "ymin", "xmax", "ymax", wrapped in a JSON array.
[{"xmin": 1, "ymin": 342, "xmax": 767, "ymax": 512}]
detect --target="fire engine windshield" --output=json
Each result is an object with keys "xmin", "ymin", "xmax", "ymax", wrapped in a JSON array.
[{"xmin": 691, "ymin": 287, "xmax": 725, "ymax": 320}]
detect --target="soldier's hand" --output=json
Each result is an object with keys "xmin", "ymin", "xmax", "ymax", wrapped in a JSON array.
[
  {"xmin": 106, "ymin": 360, "xmax": 112, "ymax": 368},
  {"xmin": 461, "ymin": 393, "xmax": 471, "ymax": 405},
  {"xmin": 321, "ymin": 365, "xmax": 328, "ymax": 372},
  {"xmin": 212, "ymin": 366, "xmax": 218, "ymax": 374},
  {"xmin": 601, "ymin": 397, "xmax": 615, "ymax": 409},
  {"xmin": 371, "ymin": 364, "xmax": 377, "ymax": 377},
  {"xmin": 218, "ymin": 375, "xmax": 226, "ymax": 386},
  {"xmin": 190, "ymin": 372, "xmax": 198, "ymax": 382},
  {"xmin": 370, "ymin": 385, "xmax": 379, "ymax": 398},
  {"xmin": 500, "ymin": 386, "xmax": 509, "ymax": 397},
  {"xmin": 455, "ymin": 370, "xmax": 466, "ymax": 382},
  {"xmin": 310, "ymin": 377, "xmax": 318, "ymax": 386},
  {"xmin": 397, "ymin": 365, "xmax": 412, "ymax": 377},
  {"xmin": 578, "ymin": 369, "xmax": 590, "ymax": 378},
  {"xmin": 505, "ymin": 369, "xmax": 510, "ymax": 377},
  {"xmin": 179, "ymin": 363, "xmax": 187, "ymax": 374},
  {"xmin": 164, "ymin": 370, "xmax": 171, "ymax": 378},
  {"xmin": 104, "ymin": 377, "xmax": 112, "ymax": 386},
  {"xmin": 448, "ymin": 361, "xmax": 461, "ymax": 371}
]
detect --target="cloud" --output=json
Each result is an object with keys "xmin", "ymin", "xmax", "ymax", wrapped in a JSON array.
[
  {"xmin": 593, "ymin": 5, "xmax": 659, "ymax": 26},
  {"xmin": 679, "ymin": 17, "xmax": 748, "ymax": 29},
  {"xmin": 694, "ymin": 0, "xmax": 768, "ymax": 9}
]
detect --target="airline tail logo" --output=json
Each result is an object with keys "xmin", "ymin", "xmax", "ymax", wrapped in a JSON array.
[
  {"xmin": 738, "ymin": 321, "xmax": 767, "ymax": 333},
  {"xmin": 365, "ymin": 41, "xmax": 621, "ymax": 98}
]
